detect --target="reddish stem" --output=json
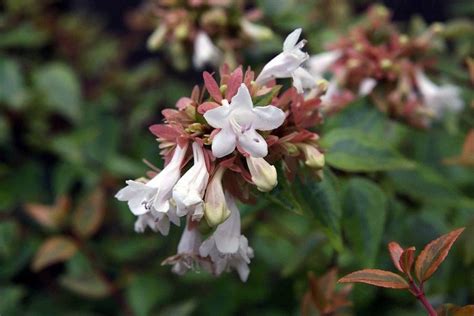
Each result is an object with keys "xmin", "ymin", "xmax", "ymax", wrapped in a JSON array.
[{"xmin": 409, "ymin": 281, "xmax": 437, "ymax": 316}]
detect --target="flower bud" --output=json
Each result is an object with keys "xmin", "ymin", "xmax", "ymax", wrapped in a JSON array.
[
  {"xmin": 240, "ymin": 19, "xmax": 273, "ymax": 41},
  {"xmin": 204, "ymin": 167, "xmax": 230, "ymax": 226},
  {"xmin": 297, "ymin": 144, "xmax": 325, "ymax": 169},
  {"xmin": 380, "ymin": 58, "xmax": 392, "ymax": 70},
  {"xmin": 147, "ymin": 24, "xmax": 168, "ymax": 51},
  {"xmin": 246, "ymin": 156, "xmax": 278, "ymax": 192}
]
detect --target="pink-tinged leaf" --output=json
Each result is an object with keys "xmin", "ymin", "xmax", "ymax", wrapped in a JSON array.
[
  {"xmin": 388, "ymin": 242, "xmax": 404, "ymax": 272},
  {"xmin": 24, "ymin": 196, "xmax": 70, "ymax": 229},
  {"xmin": 437, "ymin": 304, "xmax": 474, "ymax": 316},
  {"xmin": 149, "ymin": 124, "xmax": 181, "ymax": 139},
  {"xmin": 338, "ymin": 269, "xmax": 409, "ymax": 289},
  {"xmin": 415, "ymin": 227, "xmax": 465, "ymax": 282},
  {"xmin": 203, "ymin": 71, "xmax": 222, "ymax": 102},
  {"xmin": 399, "ymin": 247, "xmax": 416, "ymax": 279},
  {"xmin": 226, "ymin": 67, "xmax": 243, "ymax": 100},
  {"xmin": 176, "ymin": 97, "xmax": 193, "ymax": 110},
  {"xmin": 190, "ymin": 85, "xmax": 201, "ymax": 102},
  {"xmin": 32, "ymin": 236, "xmax": 78, "ymax": 271},
  {"xmin": 244, "ymin": 66, "xmax": 254, "ymax": 86},
  {"xmin": 72, "ymin": 188, "xmax": 105, "ymax": 238},
  {"xmin": 197, "ymin": 101, "xmax": 220, "ymax": 114}
]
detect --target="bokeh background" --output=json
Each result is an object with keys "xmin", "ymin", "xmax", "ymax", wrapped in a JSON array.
[{"xmin": 1, "ymin": 0, "xmax": 473, "ymax": 315}]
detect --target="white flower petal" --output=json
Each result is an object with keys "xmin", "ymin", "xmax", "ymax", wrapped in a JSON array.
[
  {"xmin": 283, "ymin": 28, "xmax": 302, "ymax": 51},
  {"xmin": 211, "ymin": 127, "xmax": 237, "ymax": 158},
  {"xmin": 230, "ymin": 84, "xmax": 254, "ymax": 110},
  {"xmin": 214, "ymin": 198, "xmax": 241, "ymax": 254},
  {"xmin": 358, "ymin": 77, "xmax": 377, "ymax": 96},
  {"xmin": 307, "ymin": 50, "xmax": 341, "ymax": 79},
  {"xmin": 252, "ymin": 105, "xmax": 285, "ymax": 131},
  {"xmin": 292, "ymin": 67, "xmax": 316, "ymax": 93},
  {"xmin": 203, "ymin": 105, "xmax": 230, "ymax": 129},
  {"xmin": 193, "ymin": 31, "xmax": 222, "ymax": 69},
  {"xmin": 238, "ymin": 129, "xmax": 267, "ymax": 158}
]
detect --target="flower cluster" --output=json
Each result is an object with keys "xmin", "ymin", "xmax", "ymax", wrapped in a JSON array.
[
  {"xmin": 127, "ymin": 0, "xmax": 273, "ymax": 70},
  {"xmin": 304, "ymin": 5, "xmax": 464, "ymax": 127},
  {"xmin": 116, "ymin": 29, "xmax": 327, "ymax": 281}
]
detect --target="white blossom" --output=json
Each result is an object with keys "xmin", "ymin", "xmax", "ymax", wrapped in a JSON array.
[
  {"xmin": 307, "ymin": 50, "xmax": 342, "ymax": 81},
  {"xmin": 204, "ymin": 83, "xmax": 285, "ymax": 158},
  {"xmin": 173, "ymin": 142, "xmax": 209, "ymax": 221},
  {"xmin": 358, "ymin": 77, "xmax": 377, "ymax": 96},
  {"xmin": 193, "ymin": 31, "xmax": 222, "ymax": 69},
  {"xmin": 415, "ymin": 69, "xmax": 464, "ymax": 118},
  {"xmin": 199, "ymin": 195, "xmax": 254, "ymax": 282},
  {"xmin": 164, "ymin": 220, "xmax": 210, "ymax": 276},
  {"xmin": 134, "ymin": 206, "xmax": 180, "ymax": 236},
  {"xmin": 255, "ymin": 28, "xmax": 312, "ymax": 92},
  {"xmin": 115, "ymin": 144, "xmax": 188, "ymax": 216}
]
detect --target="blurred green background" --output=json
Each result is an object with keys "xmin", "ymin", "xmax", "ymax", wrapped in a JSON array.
[{"xmin": 0, "ymin": 0, "xmax": 473, "ymax": 315}]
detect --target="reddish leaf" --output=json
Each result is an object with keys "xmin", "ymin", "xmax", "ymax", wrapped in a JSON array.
[
  {"xmin": 226, "ymin": 67, "xmax": 243, "ymax": 100},
  {"xmin": 72, "ymin": 188, "xmax": 105, "ymax": 238},
  {"xmin": 197, "ymin": 101, "xmax": 219, "ymax": 114},
  {"xmin": 415, "ymin": 228, "xmax": 465, "ymax": 282},
  {"xmin": 203, "ymin": 71, "xmax": 222, "ymax": 102},
  {"xmin": 437, "ymin": 304, "xmax": 474, "ymax": 316},
  {"xmin": 388, "ymin": 242, "xmax": 404, "ymax": 272},
  {"xmin": 338, "ymin": 269, "xmax": 409, "ymax": 289},
  {"xmin": 149, "ymin": 124, "xmax": 181, "ymax": 140},
  {"xmin": 399, "ymin": 247, "xmax": 416, "ymax": 279},
  {"xmin": 175, "ymin": 97, "xmax": 193, "ymax": 110},
  {"xmin": 24, "ymin": 196, "xmax": 70, "ymax": 229},
  {"xmin": 32, "ymin": 236, "xmax": 78, "ymax": 271}
]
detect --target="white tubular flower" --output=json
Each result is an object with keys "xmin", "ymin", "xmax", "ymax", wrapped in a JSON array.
[
  {"xmin": 204, "ymin": 83, "xmax": 285, "ymax": 158},
  {"xmin": 204, "ymin": 166, "xmax": 231, "ymax": 227},
  {"xmin": 307, "ymin": 50, "xmax": 342, "ymax": 80},
  {"xmin": 134, "ymin": 206, "xmax": 180, "ymax": 236},
  {"xmin": 193, "ymin": 31, "xmax": 222, "ymax": 69},
  {"xmin": 173, "ymin": 143, "xmax": 209, "ymax": 221},
  {"xmin": 297, "ymin": 143, "xmax": 325, "ymax": 169},
  {"xmin": 292, "ymin": 67, "xmax": 318, "ymax": 93},
  {"xmin": 240, "ymin": 19, "xmax": 273, "ymax": 41},
  {"xmin": 170, "ymin": 220, "xmax": 205, "ymax": 275},
  {"xmin": 255, "ymin": 28, "xmax": 311, "ymax": 93},
  {"xmin": 415, "ymin": 69, "xmax": 464, "ymax": 118},
  {"xmin": 115, "ymin": 144, "xmax": 188, "ymax": 215},
  {"xmin": 199, "ymin": 195, "xmax": 254, "ymax": 282},
  {"xmin": 358, "ymin": 77, "xmax": 377, "ymax": 96},
  {"xmin": 319, "ymin": 79, "xmax": 341, "ymax": 111},
  {"xmin": 246, "ymin": 156, "xmax": 277, "ymax": 192}
]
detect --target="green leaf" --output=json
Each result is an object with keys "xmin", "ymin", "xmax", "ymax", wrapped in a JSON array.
[
  {"xmin": 388, "ymin": 166, "xmax": 465, "ymax": 206},
  {"xmin": 0, "ymin": 285, "xmax": 26, "ymax": 315},
  {"xmin": 127, "ymin": 274, "xmax": 172, "ymax": 316},
  {"xmin": 293, "ymin": 168, "xmax": 343, "ymax": 251},
  {"xmin": 0, "ymin": 23, "xmax": 48, "ymax": 48},
  {"xmin": 342, "ymin": 178, "xmax": 387, "ymax": 267},
  {"xmin": 0, "ymin": 57, "xmax": 27, "ymax": 108},
  {"xmin": 33, "ymin": 63, "xmax": 82, "ymax": 122},
  {"xmin": 253, "ymin": 85, "xmax": 281, "ymax": 106},
  {"xmin": 60, "ymin": 272, "xmax": 110, "ymax": 299},
  {"xmin": 320, "ymin": 128, "xmax": 415, "ymax": 172}
]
